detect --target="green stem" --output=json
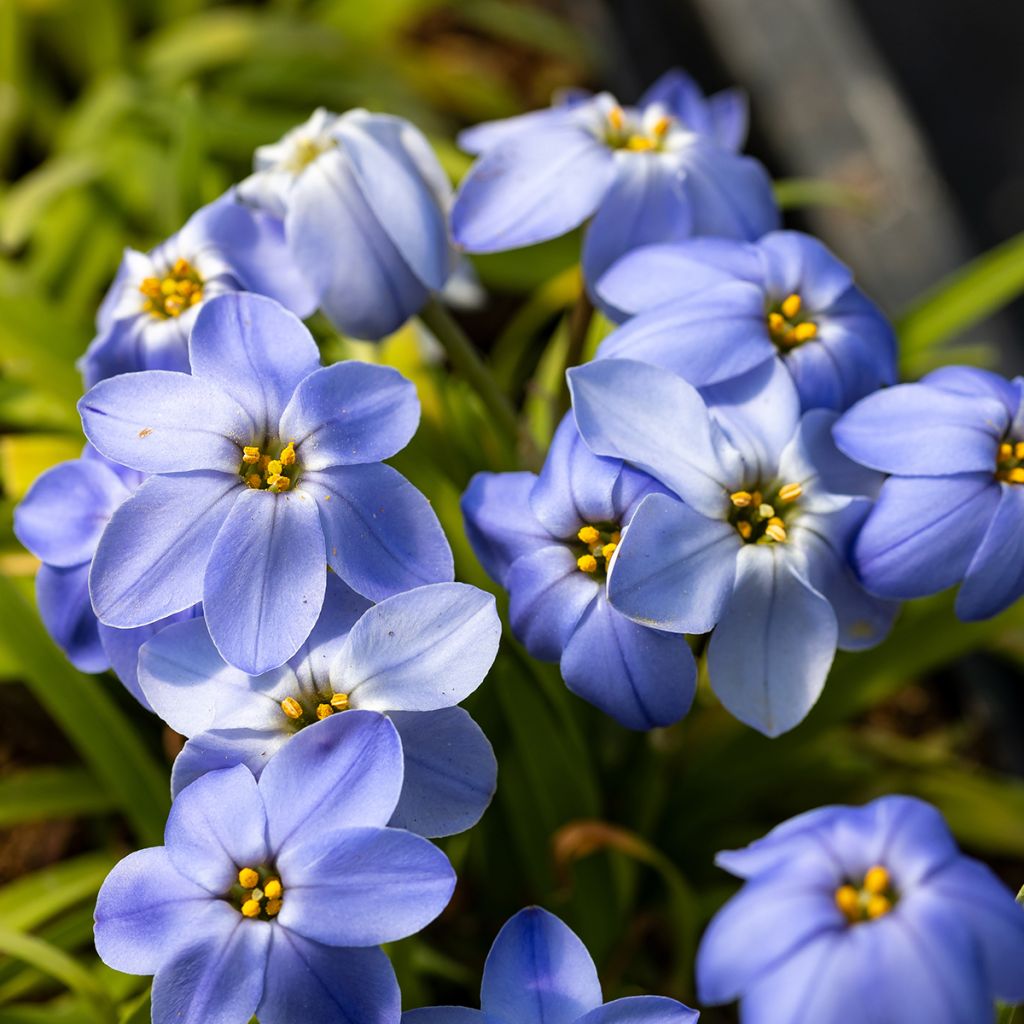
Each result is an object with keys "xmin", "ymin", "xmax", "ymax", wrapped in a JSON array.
[{"xmin": 554, "ymin": 284, "xmax": 594, "ymax": 421}]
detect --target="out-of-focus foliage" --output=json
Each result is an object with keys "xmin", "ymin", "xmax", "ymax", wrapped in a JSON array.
[{"xmin": 3, "ymin": 2, "xmax": 1024, "ymax": 1023}]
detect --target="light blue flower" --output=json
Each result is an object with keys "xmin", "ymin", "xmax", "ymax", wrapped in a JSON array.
[
  {"xmin": 81, "ymin": 190, "xmax": 316, "ymax": 387},
  {"xmin": 238, "ymin": 107, "xmax": 459, "ymax": 339},
  {"xmin": 462, "ymin": 414, "xmax": 695, "ymax": 730},
  {"xmin": 404, "ymin": 905, "xmax": 699, "ymax": 1024},
  {"xmin": 595, "ymin": 231, "xmax": 897, "ymax": 412},
  {"xmin": 568, "ymin": 358, "xmax": 897, "ymax": 735},
  {"xmin": 78, "ymin": 291, "xmax": 453, "ymax": 676},
  {"xmin": 137, "ymin": 574, "xmax": 500, "ymax": 837},
  {"xmin": 697, "ymin": 795, "xmax": 1024, "ymax": 1023},
  {"xmin": 834, "ymin": 365, "xmax": 1024, "ymax": 620},
  {"xmin": 95, "ymin": 710, "xmax": 455, "ymax": 1024},
  {"xmin": 451, "ymin": 68, "xmax": 778, "ymax": 286}
]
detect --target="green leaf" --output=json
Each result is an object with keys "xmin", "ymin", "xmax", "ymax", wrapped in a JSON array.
[
  {"xmin": 0, "ymin": 853, "xmax": 117, "ymax": 935},
  {"xmin": 774, "ymin": 177, "xmax": 872, "ymax": 213},
  {"xmin": 0, "ymin": 768, "xmax": 117, "ymax": 828}
]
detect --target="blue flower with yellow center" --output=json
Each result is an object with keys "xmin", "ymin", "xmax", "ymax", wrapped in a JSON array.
[
  {"xmin": 94, "ymin": 711, "xmax": 455, "ymax": 1024},
  {"xmin": 78, "ymin": 291, "xmax": 453, "ymax": 676}
]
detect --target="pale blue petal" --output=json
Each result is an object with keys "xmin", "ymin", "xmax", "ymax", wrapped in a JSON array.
[
  {"xmin": 458, "ymin": 107, "xmax": 577, "ymax": 154},
  {"xmin": 956, "ymin": 483, "xmax": 1024, "ymax": 620},
  {"xmin": 403, "ymin": 1010, "xmax": 493, "ymax": 1024},
  {"xmin": 576, "ymin": 996, "xmax": 698, "ymax": 1024},
  {"xmin": 171, "ymin": 728, "xmax": 287, "ymax": 797},
  {"xmin": 36, "ymin": 563, "xmax": 107, "ymax": 673},
  {"xmin": 708, "ymin": 88, "xmax": 749, "ymax": 150},
  {"xmin": 639, "ymin": 69, "xmax": 712, "ymax": 133},
  {"xmin": 923, "ymin": 364, "xmax": 1020, "ymax": 411},
  {"xmin": 756, "ymin": 232, "xmax": 854, "ymax": 310}
]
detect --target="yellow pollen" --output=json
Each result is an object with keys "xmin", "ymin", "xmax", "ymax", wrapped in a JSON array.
[
  {"xmin": 241, "ymin": 899, "xmax": 261, "ymax": 918},
  {"xmin": 626, "ymin": 136, "xmax": 656, "ymax": 151},
  {"xmin": 268, "ymin": 474, "xmax": 291, "ymax": 492},
  {"xmin": 758, "ymin": 503, "xmax": 775, "ymax": 519},
  {"xmin": 730, "ymin": 490, "xmax": 753, "ymax": 507},
  {"xmin": 246, "ymin": 473, "xmax": 263, "ymax": 489},
  {"xmin": 1016, "ymin": 442, "xmax": 1024, "ymax": 460},
  {"xmin": 791, "ymin": 322, "xmax": 818, "ymax": 343},
  {"xmin": 316, "ymin": 703, "xmax": 333, "ymax": 720},
  {"xmin": 736, "ymin": 521, "xmax": 752, "ymax": 539},
  {"xmin": 835, "ymin": 885, "xmax": 860, "ymax": 920},
  {"xmin": 1010, "ymin": 468, "xmax": 1024, "ymax": 484},
  {"xmin": 1000, "ymin": 442, "xmax": 1013, "ymax": 461},
  {"xmin": 767, "ymin": 312, "xmax": 785, "ymax": 333},
  {"xmin": 242, "ymin": 446, "xmax": 261, "ymax": 464},
  {"xmin": 267, "ymin": 460, "xmax": 283, "ymax": 476},
  {"xmin": 765, "ymin": 522, "xmax": 787, "ymax": 543},
  {"xmin": 577, "ymin": 554, "xmax": 598, "ymax": 573},
  {"xmin": 601, "ymin": 542, "xmax": 618, "ymax": 560},
  {"xmin": 778, "ymin": 482, "xmax": 802, "ymax": 503},
  {"xmin": 608, "ymin": 106, "xmax": 625, "ymax": 131},
  {"xmin": 280, "ymin": 696, "xmax": 303, "ymax": 720},
  {"xmin": 160, "ymin": 279, "xmax": 177, "ymax": 296},
  {"xmin": 330, "ymin": 692, "xmax": 350, "ymax": 711},
  {"xmin": 140, "ymin": 277, "xmax": 162, "ymax": 298},
  {"xmin": 866, "ymin": 894, "xmax": 892, "ymax": 920},
  {"xmin": 265, "ymin": 898, "xmax": 283, "ymax": 917},
  {"xmin": 280, "ymin": 442, "xmax": 296, "ymax": 466},
  {"xmin": 652, "ymin": 115, "xmax": 672, "ymax": 136},
  {"xmin": 238, "ymin": 867, "xmax": 259, "ymax": 889},
  {"xmin": 863, "ymin": 865, "xmax": 890, "ymax": 894},
  {"xmin": 780, "ymin": 293, "xmax": 802, "ymax": 319},
  {"xmin": 578, "ymin": 526, "xmax": 601, "ymax": 545},
  {"xmin": 264, "ymin": 879, "xmax": 282, "ymax": 900},
  {"xmin": 140, "ymin": 259, "xmax": 204, "ymax": 319}
]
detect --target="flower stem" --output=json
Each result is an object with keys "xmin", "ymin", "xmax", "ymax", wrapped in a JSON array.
[{"xmin": 553, "ymin": 281, "xmax": 594, "ymax": 422}]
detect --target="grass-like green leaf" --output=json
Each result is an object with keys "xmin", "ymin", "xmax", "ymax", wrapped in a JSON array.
[{"xmin": 0, "ymin": 768, "xmax": 117, "ymax": 829}]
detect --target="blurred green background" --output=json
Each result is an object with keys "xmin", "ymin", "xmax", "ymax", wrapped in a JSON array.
[{"xmin": 2, "ymin": 2, "xmax": 1024, "ymax": 1023}]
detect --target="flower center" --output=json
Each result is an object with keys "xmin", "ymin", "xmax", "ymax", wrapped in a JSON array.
[
  {"xmin": 996, "ymin": 440, "xmax": 1024, "ymax": 484},
  {"xmin": 573, "ymin": 523, "xmax": 621, "ymax": 577},
  {"xmin": 231, "ymin": 865, "xmax": 284, "ymax": 920},
  {"xmin": 286, "ymin": 135, "xmax": 333, "ymax": 173},
  {"xmin": 139, "ymin": 258, "xmax": 204, "ymax": 319},
  {"xmin": 767, "ymin": 293, "xmax": 818, "ymax": 351},
  {"xmin": 240, "ymin": 441, "xmax": 299, "ymax": 492},
  {"xmin": 604, "ymin": 106, "xmax": 673, "ymax": 153},
  {"xmin": 728, "ymin": 482, "xmax": 802, "ymax": 544},
  {"xmin": 279, "ymin": 690, "xmax": 349, "ymax": 728},
  {"xmin": 835, "ymin": 865, "xmax": 896, "ymax": 924}
]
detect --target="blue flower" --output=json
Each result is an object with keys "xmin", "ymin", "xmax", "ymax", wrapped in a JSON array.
[
  {"xmin": 95, "ymin": 710, "xmax": 455, "ymax": 1024},
  {"xmin": 451, "ymin": 68, "xmax": 778, "ymax": 286},
  {"xmin": 834, "ymin": 366, "xmax": 1024, "ymax": 620},
  {"xmin": 697, "ymin": 795, "xmax": 1024, "ymax": 1023},
  {"xmin": 595, "ymin": 231, "xmax": 897, "ymax": 412},
  {"xmin": 78, "ymin": 291, "xmax": 453, "ymax": 675},
  {"xmin": 567, "ymin": 358, "xmax": 897, "ymax": 735},
  {"xmin": 137, "ymin": 574, "xmax": 500, "ymax": 836},
  {"xmin": 404, "ymin": 905, "xmax": 699, "ymax": 1024},
  {"xmin": 238, "ymin": 107, "xmax": 459, "ymax": 340},
  {"xmin": 12, "ymin": 444, "xmax": 197, "ymax": 704},
  {"xmin": 81, "ymin": 190, "xmax": 316, "ymax": 388},
  {"xmin": 462, "ymin": 414, "xmax": 695, "ymax": 730}
]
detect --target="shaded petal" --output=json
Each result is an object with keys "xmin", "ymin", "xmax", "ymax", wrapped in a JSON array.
[
  {"xmin": 708, "ymin": 88, "xmax": 749, "ymax": 150},
  {"xmin": 756, "ymin": 231, "xmax": 854, "ymax": 310},
  {"xmin": 79, "ymin": 372, "xmax": 254, "ymax": 473},
  {"xmin": 923, "ymin": 364, "xmax": 1020, "ymax": 410},
  {"xmin": 458, "ymin": 105, "xmax": 578, "ymax": 154},
  {"xmin": 335, "ymin": 583, "xmax": 500, "ymax": 711},
  {"xmin": 461, "ymin": 471, "xmax": 551, "ymax": 585},
  {"xmin": 452, "ymin": 125, "xmax": 615, "ymax": 253},
  {"xmin": 481, "ymin": 907, "xmax": 602, "ymax": 1024},
  {"xmin": 260, "ymin": 710, "xmax": 404, "ymax": 852},
  {"xmin": 833, "ymin": 383, "xmax": 1007, "ymax": 476},
  {"xmin": 189, "ymin": 293, "xmax": 320, "ymax": 431},
  {"xmin": 956, "ymin": 482, "xmax": 1024, "ymax": 620},
  {"xmin": 259, "ymin": 932, "xmax": 400, "ymax": 1024},
  {"xmin": 36, "ymin": 563, "xmax": 106, "ymax": 673},
  {"xmin": 203, "ymin": 488, "xmax": 325, "ymax": 675},
  {"xmin": 607, "ymin": 492, "xmax": 738, "ymax": 634},
  {"xmin": 707, "ymin": 546, "xmax": 837, "ymax": 736},
  {"xmin": 568, "ymin": 359, "xmax": 733, "ymax": 516},
  {"xmin": 278, "ymin": 361, "xmax": 419, "ymax": 469},
  {"xmin": 94, "ymin": 847, "xmax": 218, "ymax": 975},
  {"xmin": 304, "ymin": 463, "xmax": 454, "ymax": 601},
  {"xmin": 171, "ymin": 728, "xmax": 288, "ymax": 797},
  {"xmin": 278, "ymin": 826, "xmax": 455, "ymax": 945},
  {"xmin": 853, "ymin": 474, "xmax": 1001, "ymax": 600},
  {"xmin": 164, "ymin": 764, "xmax": 270, "ymax": 893},
  {"xmin": 90, "ymin": 472, "xmax": 239, "ymax": 627},
  {"xmin": 388, "ymin": 708, "xmax": 497, "ymax": 838},
  {"xmin": 403, "ymin": 1010, "xmax": 493, "ymax": 1024},
  {"xmin": 575, "ymin": 996, "xmax": 699, "ymax": 1024},
  {"xmin": 640, "ymin": 69, "xmax": 713, "ymax": 132},
  {"xmin": 781, "ymin": 339, "xmax": 846, "ymax": 414},
  {"xmin": 560, "ymin": 591, "xmax": 696, "ymax": 729}
]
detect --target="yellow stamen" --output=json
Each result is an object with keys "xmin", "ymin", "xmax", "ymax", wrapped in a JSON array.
[
  {"xmin": 791, "ymin": 322, "xmax": 818, "ymax": 343},
  {"xmin": 315, "ymin": 703, "xmax": 333, "ymax": 720},
  {"xmin": 863, "ymin": 865, "xmax": 890, "ymax": 895},
  {"xmin": 140, "ymin": 277, "xmax": 162, "ymax": 298},
  {"xmin": 266, "ymin": 460, "xmax": 283, "ymax": 477},
  {"xmin": 241, "ymin": 899, "xmax": 261, "ymax": 918},
  {"xmin": 736, "ymin": 521, "xmax": 752, "ymax": 539},
  {"xmin": 626, "ymin": 136, "xmax": 656, "ymax": 151},
  {"xmin": 279, "ymin": 442, "xmax": 296, "ymax": 466},
  {"xmin": 238, "ymin": 867, "xmax": 259, "ymax": 889},
  {"xmin": 1000, "ymin": 442, "xmax": 1013, "ymax": 461},
  {"xmin": 780, "ymin": 293, "xmax": 802, "ymax": 319},
  {"xmin": 601, "ymin": 542, "xmax": 617, "ymax": 560},
  {"xmin": 242, "ymin": 446, "xmax": 261, "ymax": 464},
  {"xmin": 1010, "ymin": 468, "xmax": 1024, "ymax": 484},
  {"xmin": 1015, "ymin": 442, "xmax": 1024, "ymax": 460},
  {"xmin": 264, "ymin": 879, "xmax": 282, "ymax": 900},
  {"xmin": 267, "ymin": 474, "xmax": 291, "ymax": 492},
  {"xmin": 280, "ymin": 697, "xmax": 303, "ymax": 720},
  {"xmin": 652, "ymin": 114, "xmax": 672, "ymax": 136},
  {"xmin": 765, "ymin": 522, "xmax": 787, "ymax": 543},
  {"xmin": 767, "ymin": 312, "xmax": 785, "ymax": 333},
  {"xmin": 330, "ymin": 692, "xmax": 349, "ymax": 711},
  {"xmin": 778, "ymin": 482, "xmax": 802, "ymax": 503},
  {"xmin": 160, "ymin": 278, "xmax": 177, "ymax": 296},
  {"xmin": 578, "ymin": 525, "xmax": 600, "ymax": 545},
  {"xmin": 265, "ymin": 898, "xmax": 283, "ymax": 916},
  {"xmin": 246, "ymin": 473, "xmax": 263, "ymax": 489},
  {"xmin": 758, "ymin": 503, "xmax": 775, "ymax": 519},
  {"xmin": 608, "ymin": 106, "xmax": 625, "ymax": 131},
  {"xmin": 577, "ymin": 554, "xmax": 598, "ymax": 573},
  {"xmin": 730, "ymin": 490, "xmax": 753, "ymax": 507},
  {"xmin": 835, "ymin": 884, "xmax": 860, "ymax": 920},
  {"xmin": 866, "ymin": 894, "xmax": 892, "ymax": 919},
  {"xmin": 173, "ymin": 257, "xmax": 190, "ymax": 276}
]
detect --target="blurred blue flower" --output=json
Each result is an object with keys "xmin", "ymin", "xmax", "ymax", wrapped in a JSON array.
[
  {"xmin": 834, "ymin": 366, "xmax": 1024, "ymax": 620},
  {"xmin": 81, "ymin": 190, "xmax": 316, "ymax": 388},
  {"xmin": 568, "ymin": 358, "xmax": 898, "ymax": 736},
  {"xmin": 451, "ymin": 69, "xmax": 779, "ymax": 286},
  {"xmin": 462, "ymin": 414, "xmax": 696, "ymax": 730},
  {"xmin": 95, "ymin": 710, "xmax": 454, "ymax": 1024},
  {"xmin": 595, "ymin": 231, "xmax": 897, "ymax": 412},
  {"xmin": 697, "ymin": 795, "xmax": 1024, "ymax": 1023},
  {"xmin": 239, "ymin": 107, "xmax": 460, "ymax": 340},
  {"xmin": 137, "ymin": 574, "xmax": 500, "ymax": 836},
  {"xmin": 79, "ymin": 291, "xmax": 453, "ymax": 676},
  {"xmin": 12, "ymin": 445, "xmax": 196, "ymax": 704},
  {"xmin": 404, "ymin": 905, "xmax": 699, "ymax": 1024}
]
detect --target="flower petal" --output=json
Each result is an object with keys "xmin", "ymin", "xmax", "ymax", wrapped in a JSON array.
[
  {"xmin": 90, "ymin": 472, "xmax": 239, "ymax": 627},
  {"xmin": 79, "ymin": 372, "xmax": 254, "ymax": 473},
  {"xmin": 956, "ymin": 482, "xmax": 1024, "ymax": 620},
  {"xmin": 277, "ymin": 361, "xmax": 420, "ymax": 469},
  {"xmin": 707, "ymin": 546, "xmax": 837, "ymax": 736},
  {"xmin": 277, "ymin": 826, "xmax": 455, "ymax": 946},
  {"xmin": 388, "ymin": 707, "xmax": 497, "ymax": 838},
  {"xmin": 335, "ymin": 583, "xmax": 499, "ymax": 712},
  {"xmin": 575, "ymin": 996, "xmax": 699, "ymax": 1024},
  {"xmin": 403, "ymin": 1010, "xmax": 494, "ymax": 1024},
  {"xmin": 481, "ymin": 907, "xmax": 602, "ymax": 1024},
  {"xmin": 303, "ymin": 462, "xmax": 454, "ymax": 601},
  {"xmin": 171, "ymin": 728, "xmax": 288, "ymax": 797},
  {"xmin": 708, "ymin": 88, "xmax": 749, "ymax": 151},
  {"xmin": 36, "ymin": 563, "xmax": 106, "ymax": 673},
  {"xmin": 756, "ymin": 231, "xmax": 854, "ymax": 310}
]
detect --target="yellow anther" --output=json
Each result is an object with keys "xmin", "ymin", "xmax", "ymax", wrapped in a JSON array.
[
  {"xmin": 765, "ymin": 522, "xmax": 787, "ymax": 543},
  {"xmin": 241, "ymin": 899, "xmax": 261, "ymax": 918},
  {"xmin": 626, "ymin": 136, "xmax": 656, "ymax": 151},
  {"xmin": 279, "ymin": 442, "xmax": 296, "ymax": 466},
  {"xmin": 835, "ymin": 884, "xmax": 860, "ymax": 920},
  {"xmin": 736, "ymin": 521, "xmax": 752, "ymax": 539},
  {"xmin": 161, "ymin": 278, "xmax": 178, "ymax": 296},
  {"xmin": 173, "ymin": 257, "xmax": 191, "ymax": 276},
  {"xmin": 265, "ymin": 898, "xmax": 283, "ymax": 917},
  {"xmin": 866, "ymin": 894, "xmax": 892, "ymax": 920},
  {"xmin": 246, "ymin": 473, "xmax": 263, "ymax": 489},
  {"xmin": 778, "ymin": 482, "xmax": 802, "ymax": 503},
  {"xmin": 266, "ymin": 460, "xmax": 283, "ymax": 477},
  {"xmin": 791, "ymin": 322, "xmax": 818, "ymax": 343},
  {"xmin": 758, "ymin": 503, "xmax": 775, "ymax": 519},
  {"xmin": 280, "ymin": 697, "xmax": 303, "ymax": 720},
  {"xmin": 1015, "ymin": 442, "xmax": 1024, "ymax": 460},
  {"xmin": 608, "ymin": 106, "xmax": 625, "ymax": 131},
  {"xmin": 238, "ymin": 867, "xmax": 259, "ymax": 889},
  {"xmin": 611, "ymin": 530, "xmax": 621, "ymax": 543},
  {"xmin": 242, "ymin": 446, "xmax": 261, "ymax": 464},
  {"xmin": 863, "ymin": 865, "xmax": 890, "ymax": 895},
  {"xmin": 577, "ymin": 554, "xmax": 598, "ymax": 574},
  {"xmin": 140, "ymin": 277, "xmax": 162, "ymax": 298},
  {"xmin": 250, "ymin": 888, "xmax": 264, "ymax": 902},
  {"xmin": 730, "ymin": 491, "xmax": 753, "ymax": 507},
  {"xmin": 578, "ymin": 526, "xmax": 601, "ymax": 545},
  {"xmin": 767, "ymin": 312, "xmax": 785, "ymax": 333},
  {"xmin": 330, "ymin": 692, "xmax": 349, "ymax": 711},
  {"xmin": 264, "ymin": 879, "xmax": 282, "ymax": 900},
  {"xmin": 780, "ymin": 294, "xmax": 802, "ymax": 319},
  {"xmin": 601, "ymin": 542, "xmax": 617, "ymax": 560},
  {"xmin": 315, "ymin": 703, "xmax": 333, "ymax": 720},
  {"xmin": 652, "ymin": 115, "xmax": 672, "ymax": 136},
  {"xmin": 1000, "ymin": 442, "xmax": 1013, "ymax": 461},
  {"xmin": 1010, "ymin": 468, "xmax": 1024, "ymax": 484}
]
